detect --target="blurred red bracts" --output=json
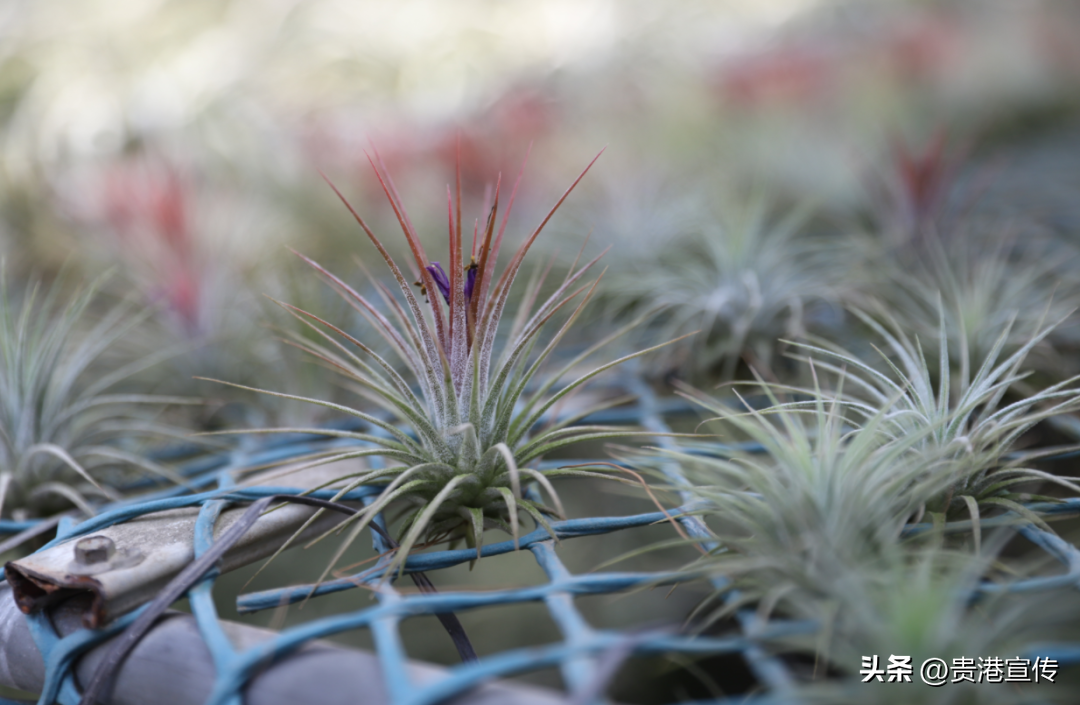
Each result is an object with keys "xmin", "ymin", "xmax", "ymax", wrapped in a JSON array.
[
  {"xmin": 712, "ymin": 9, "xmax": 960, "ymax": 111},
  {"xmin": 432, "ymin": 87, "xmax": 557, "ymax": 195},
  {"xmin": 75, "ymin": 157, "xmax": 206, "ymax": 336},
  {"xmin": 888, "ymin": 129, "xmax": 963, "ymax": 238},
  {"xmin": 302, "ymin": 85, "xmax": 558, "ymax": 206},
  {"xmin": 716, "ymin": 43, "xmax": 838, "ymax": 108},
  {"xmin": 883, "ymin": 13, "xmax": 961, "ymax": 85}
]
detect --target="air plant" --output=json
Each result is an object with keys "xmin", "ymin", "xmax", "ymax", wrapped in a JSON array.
[
  {"xmin": 865, "ymin": 236, "xmax": 1079, "ymax": 378},
  {"xmin": 215, "ymin": 150, "xmax": 670, "ymax": 579},
  {"xmin": 0, "ymin": 273, "xmax": 188, "ymax": 520},
  {"xmin": 789, "ymin": 308, "xmax": 1080, "ymax": 528},
  {"xmin": 857, "ymin": 133, "xmax": 1080, "ymax": 377},
  {"xmin": 649, "ymin": 375, "xmax": 957, "ymax": 624},
  {"xmin": 771, "ymin": 546, "xmax": 1076, "ymax": 704},
  {"xmin": 603, "ymin": 193, "xmax": 841, "ymax": 380}
]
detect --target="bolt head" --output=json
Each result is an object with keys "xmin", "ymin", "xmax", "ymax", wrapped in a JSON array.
[{"xmin": 74, "ymin": 536, "xmax": 116, "ymax": 565}]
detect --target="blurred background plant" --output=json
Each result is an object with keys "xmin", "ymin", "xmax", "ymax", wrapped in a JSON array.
[
  {"xmin": 866, "ymin": 238, "xmax": 1080, "ymax": 381},
  {"xmin": 597, "ymin": 190, "xmax": 845, "ymax": 381},
  {"xmin": 788, "ymin": 313, "xmax": 1080, "ymax": 524},
  {"xmin": 0, "ymin": 273, "xmax": 189, "ymax": 520},
  {"xmin": 49, "ymin": 146, "xmax": 370, "ymax": 429},
  {"xmin": 846, "ymin": 129, "xmax": 1080, "ymax": 386},
  {"xmin": 765, "ymin": 545, "xmax": 1080, "ymax": 704}
]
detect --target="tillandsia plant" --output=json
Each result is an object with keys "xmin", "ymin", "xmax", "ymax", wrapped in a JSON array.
[
  {"xmin": 763, "ymin": 545, "xmax": 1079, "ymax": 704},
  {"xmin": 0, "ymin": 272, "xmax": 189, "ymax": 520},
  {"xmin": 789, "ymin": 308, "xmax": 1080, "ymax": 530},
  {"xmin": 214, "ymin": 150, "xmax": 674, "ymax": 578},
  {"xmin": 643, "ymin": 375, "xmax": 959, "ymax": 624},
  {"xmin": 602, "ymin": 192, "xmax": 842, "ymax": 381},
  {"xmin": 863, "ymin": 235, "xmax": 1080, "ymax": 379}
]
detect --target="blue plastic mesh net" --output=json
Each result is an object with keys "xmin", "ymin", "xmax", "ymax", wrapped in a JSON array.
[{"xmin": 2, "ymin": 372, "xmax": 1078, "ymax": 705}]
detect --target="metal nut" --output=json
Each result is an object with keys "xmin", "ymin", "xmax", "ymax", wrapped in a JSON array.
[{"xmin": 74, "ymin": 536, "xmax": 116, "ymax": 565}]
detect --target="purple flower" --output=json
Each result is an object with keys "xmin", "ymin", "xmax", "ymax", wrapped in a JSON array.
[
  {"xmin": 425, "ymin": 262, "xmax": 451, "ymax": 304},
  {"xmin": 464, "ymin": 258, "xmax": 478, "ymax": 302}
]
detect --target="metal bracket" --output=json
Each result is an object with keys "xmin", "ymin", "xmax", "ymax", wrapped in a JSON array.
[{"xmin": 5, "ymin": 461, "xmax": 362, "ymax": 628}]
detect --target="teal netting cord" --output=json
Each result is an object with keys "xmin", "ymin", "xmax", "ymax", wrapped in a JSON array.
[
  {"xmin": 984, "ymin": 524, "xmax": 1080, "ymax": 593},
  {"xmin": 235, "ymin": 505, "xmax": 705, "ymax": 610},
  {"xmin": 371, "ymin": 593, "xmax": 412, "ymax": 704},
  {"xmin": 186, "ymin": 454, "xmax": 243, "ymax": 700},
  {"xmin": 364, "ymin": 438, "xmax": 444, "ymax": 705},
  {"xmin": 190, "ymin": 498, "xmax": 241, "ymax": 705},
  {"xmin": 25, "ymin": 604, "xmax": 145, "ymax": 705},
  {"xmin": 621, "ymin": 366, "xmax": 797, "ymax": 695},
  {"xmin": 364, "ymin": 485, "xmax": 413, "ymax": 705},
  {"xmin": 32, "ymin": 453, "xmax": 254, "ymax": 705},
  {"xmin": 531, "ymin": 539, "xmax": 615, "ymax": 701},
  {"xmin": 76, "ymin": 492, "xmax": 380, "ymax": 705}
]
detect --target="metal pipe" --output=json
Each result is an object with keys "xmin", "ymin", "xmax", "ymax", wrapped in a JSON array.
[{"xmin": 0, "ymin": 586, "xmax": 568, "ymax": 705}]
